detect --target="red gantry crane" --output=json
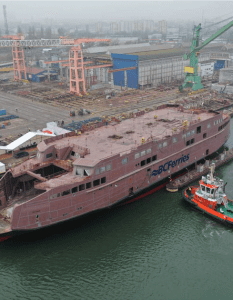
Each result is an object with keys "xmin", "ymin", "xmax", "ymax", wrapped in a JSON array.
[
  {"xmin": 1, "ymin": 35, "xmax": 27, "ymax": 81},
  {"xmin": 0, "ymin": 36, "xmax": 112, "ymax": 96},
  {"xmin": 60, "ymin": 38, "xmax": 112, "ymax": 95}
]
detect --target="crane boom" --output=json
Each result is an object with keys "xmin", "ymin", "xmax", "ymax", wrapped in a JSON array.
[
  {"xmin": 203, "ymin": 16, "xmax": 233, "ymax": 30},
  {"xmin": 179, "ymin": 19, "xmax": 233, "ymax": 92},
  {"xmin": 184, "ymin": 20, "xmax": 233, "ymax": 60}
]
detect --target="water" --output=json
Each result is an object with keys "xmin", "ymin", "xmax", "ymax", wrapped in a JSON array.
[{"xmin": 1, "ymin": 121, "xmax": 233, "ymax": 300}]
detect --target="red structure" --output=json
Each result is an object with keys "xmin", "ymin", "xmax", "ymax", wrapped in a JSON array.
[
  {"xmin": 12, "ymin": 41, "xmax": 27, "ymax": 80},
  {"xmin": 0, "ymin": 36, "xmax": 112, "ymax": 95},
  {"xmin": 69, "ymin": 44, "xmax": 86, "ymax": 95},
  {"xmin": 2, "ymin": 35, "xmax": 26, "ymax": 81},
  {"xmin": 60, "ymin": 38, "xmax": 111, "ymax": 96}
]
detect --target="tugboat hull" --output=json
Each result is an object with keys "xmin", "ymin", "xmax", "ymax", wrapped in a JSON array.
[{"xmin": 183, "ymin": 188, "xmax": 233, "ymax": 226}]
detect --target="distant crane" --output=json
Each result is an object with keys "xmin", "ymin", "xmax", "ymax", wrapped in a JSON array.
[
  {"xmin": 3, "ymin": 5, "xmax": 9, "ymax": 35},
  {"xmin": 179, "ymin": 19, "xmax": 233, "ymax": 92}
]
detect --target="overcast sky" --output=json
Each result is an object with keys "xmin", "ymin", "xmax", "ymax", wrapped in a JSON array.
[{"xmin": 1, "ymin": 1, "xmax": 233, "ymax": 23}]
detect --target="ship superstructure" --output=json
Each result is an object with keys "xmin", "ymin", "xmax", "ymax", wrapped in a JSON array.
[{"xmin": 0, "ymin": 105, "xmax": 230, "ymax": 241}]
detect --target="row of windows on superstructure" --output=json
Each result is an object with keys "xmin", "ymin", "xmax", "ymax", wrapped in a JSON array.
[
  {"xmin": 186, "ymin": 132, "xmax": 207, "ymax": 146},
  {"xmin": 204, "ymin": 118, "xmax": 223, "ymax": 129},
  {"xmin": 50, "ymin": 177, "xmax": 106, "ymax": 199},
  {"xmin": 135, "ymin": 148, "xmax": 152, "ymax": 159},
  {"xmin": 121, "ymin": 151, "xmax": 157, "ymax": 167},
  {"xmin": 95, "ymin": 163, "xmax": 112, "ymax": 175},
  {"xmin": 182, "ymin": 129, "xmax": 196, "ymax": 140},
  {"xmin": 182, "ymin": 118, "xmax": 224, "ymax": 140},
  {"xmin": 214, "ymin": 118, "xmax": 223, "ymax": 126},
  {"xmin": 172, "ymin": 125, "xmax": 205, "ymax": 144},
  {"xmin": 218, "ymin": 120, "xmax": 229, "ymax": 132},
  {"xmin": 134, "ymin": 149, "xmax": 157, "ymax": 165},
  {"xmin": 53, "ymin": 151, "xmax": 158, "ymax": 199},
  {"xmin": 186, "ymin": 138, "xmax": 195, "ymax": 146},
  {"xmin": 184, "ymin": 119, "xmax": 225, "ymax": 147},
  {"xmin": 137, "ymin": 155, "xmax": 157, "ymax": 167},
  {"xmin": 150, "ymin": 125, "xmax": 203, "ymax": 149},
  {"xmin": 135, "ymin": 141, "xmax": 175, "ymax": 156},
  {"xmin": 201, "ymin": 185, "xmax": 214, "ymax": 194}
]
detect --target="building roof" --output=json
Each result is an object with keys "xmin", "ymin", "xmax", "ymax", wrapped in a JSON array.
[
  {"xmin": 73, "ymin": 158, "xmax": 100, "ymax": 167},
  {"xmin": 0, "ymin": 62, "xmax": 13, "ymax": 68},
  {"xmin": 85, "ymin": 43, "xmax": 151, "ymax": 54},
  {"xmin": 85, "ymin": 42, "xmax": 225, "ymax": 63},
  {"xmin": 110, "ymin": 44, "xmax": 175, "ymax": 55},
  {"xmin": 111, "ymin": 44, "xmax": 184, "ymax": 61},
  {"xmin": 181, "ymin": 42, "xmax": 224, "ymax": 49},
  {"xmin": 0, "ymin": 131, "xmax": 55, "ymax": 151},
  {"xmin": 26, "ymin": 67, "xmax": 45, "ymax": 75}
]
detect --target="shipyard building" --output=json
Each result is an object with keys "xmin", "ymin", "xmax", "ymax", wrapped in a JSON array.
[{"xmin": 81, "ymin": 42, "xmax": 228, "ymax": 90}]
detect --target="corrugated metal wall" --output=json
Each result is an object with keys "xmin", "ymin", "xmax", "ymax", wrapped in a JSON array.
[
  {"xmin": 138, "ymin": 52, "xmax": 211, "ymax": 87},
  {"xmin": 111, "ymin": 53, "xmax": 138, "ymax": 89}
]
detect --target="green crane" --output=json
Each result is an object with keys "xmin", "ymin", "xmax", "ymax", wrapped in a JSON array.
[{"xmin": 179, "ymin": 20, "xmax": 233, "ymax": 92}]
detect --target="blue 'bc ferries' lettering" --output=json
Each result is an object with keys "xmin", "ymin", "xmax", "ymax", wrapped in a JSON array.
[{"xmin": 152, "ymin": 154, "xmax": 190, "ymax": 177}]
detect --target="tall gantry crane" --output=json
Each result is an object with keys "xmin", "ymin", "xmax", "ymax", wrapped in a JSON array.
[
  {"xmin": 1, "ymin": 35, "xmax": 27, "ymax": 81},
  {"xmin": 179, "ymin": 19, "xmax": 233, "ymax": 92},
  {"xmin": 60, "ymin": 38, "xmax": 112, "ymax": 95},
  {"xmin": 0, "ymin": 36, "xmax": 112, "ymax": 96}
]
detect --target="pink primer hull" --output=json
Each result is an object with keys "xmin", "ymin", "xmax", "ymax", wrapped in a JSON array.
[{"xmin": 10, "ymin": 123, "xmax": 229, "ymax": 233}]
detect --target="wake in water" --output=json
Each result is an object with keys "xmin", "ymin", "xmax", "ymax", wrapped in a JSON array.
[
  {"xmin": 201, "ymin": 221, "xmax": 226, "ymax": 239},
  {"xmin": 200, "ymin": 219, "xmax": 233, "ymax": 255}
]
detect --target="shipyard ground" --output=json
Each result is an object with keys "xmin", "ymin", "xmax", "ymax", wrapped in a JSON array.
[
  {"xmin": 0, "ymin": 78, "xmax": 231, "ymax": 139},
  {"xmin": 1, "ymin": 77, "xmax": 233, "ymax": 168},
  {"xmin": 0, "ymin": 80, "xmax": 187, "ymax": 141}
]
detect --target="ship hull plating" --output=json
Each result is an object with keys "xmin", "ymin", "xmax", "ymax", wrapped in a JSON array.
[{"xmin": 0, "ymin": 105, "xmax": 230, "ymax": 241}]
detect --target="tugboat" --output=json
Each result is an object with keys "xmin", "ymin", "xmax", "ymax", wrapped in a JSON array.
[{"xmin": 183, "ymin": 164, "xmax": 233, "ymax": 225}]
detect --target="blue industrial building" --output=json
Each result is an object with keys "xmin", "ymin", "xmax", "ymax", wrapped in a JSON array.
[
  {"xmin": 26, "ymin": 67, "xmax": 58, "ymax": 82},
  {"xmin": 214, "ymin": 60, "xmax": 225, "ymax": 71},
  {"xmin": 110, "ymin": 44, "xmax": 185, "ymax": 89},
  {"xmin": 111, "ymin": 53, "xmax": 139, "ymax": 89}
]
